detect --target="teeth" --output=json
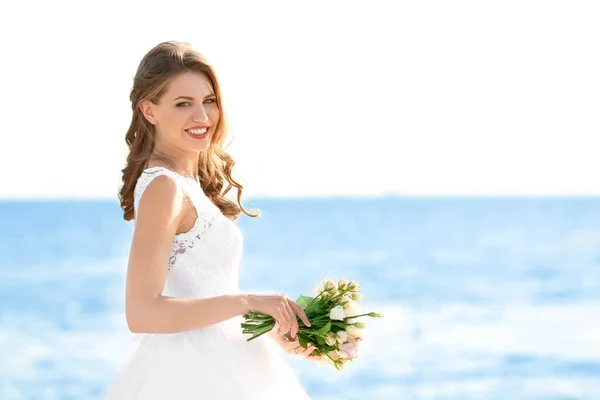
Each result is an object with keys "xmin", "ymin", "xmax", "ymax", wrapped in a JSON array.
[{"xmin": 188, "ymin": 128, "xmax": 207, "ymax": 134}]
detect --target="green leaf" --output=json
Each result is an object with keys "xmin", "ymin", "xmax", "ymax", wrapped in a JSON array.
[
  {"xmin": 296, "ymin": 295, "xmax": 314, "ymax": 310},
  {"xmin": 315, "ymin": 321, "xmax": 331, "ymax": 335},
  {"xmin": 297, "ymin": 334, "xmax": 309, "ymax": 349},
  {"xmin": 315, "ymin": 336, "xmax": 326, "ymax": 346}
]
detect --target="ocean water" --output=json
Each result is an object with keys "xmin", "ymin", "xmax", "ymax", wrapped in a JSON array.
[{"xmin": 0, "ymin": 197, "xmax": 599, "ymax": 400}]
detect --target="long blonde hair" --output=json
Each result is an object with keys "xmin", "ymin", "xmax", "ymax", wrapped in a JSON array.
[{"xmin": 118, "ymin": 41, "xmax": 259, "ymax": 221}]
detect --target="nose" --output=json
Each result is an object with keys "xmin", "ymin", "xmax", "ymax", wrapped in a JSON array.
[{"xmin": 192, "ymin": 105, "xmax": 209, "ymax": 123}]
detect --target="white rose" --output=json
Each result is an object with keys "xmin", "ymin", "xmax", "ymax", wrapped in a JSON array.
[
  {"xmin": 345, "ymin": 325, "xmax": 365, "ymax": 340},
  {"xmin": 328, "ymin": 350, "xmax": 341, "ymax": 361},
  {"xmin": 329, "ymin": 305, "xmax": 346, "ymax": 321},
  {"xmin": 335, "ymin": 331, "xmax": 348, "ymax": 343},
  {"xmin": 338, "ymin": 279, "xmax": 350, "ymax": 291},
  {"xmin": 348, "ymin": 281, "xmax": 360, "ymax": 292},
  {"xmin": 325, "ymin": 279, "xmax": 338, "ymax": 294},
  {"xmin": 316, "ymin": 356, "xmax": 333, "ymax": 366},
  {"xmin": 350, "ymin": 292, "xmax": 363, "ymax": 301},
  {"xmin": 325, "ymin": 333, "xmax": 337, "ymax": 346},
  {"xmin": 339, "ymin": 294, "xmax": 352, "ymax": 306},
  {"xmin": 314, "ymin": 282, "xmax": 325, "ymax": 296},
  {"xmin": 343, "ymin": 299, "xmax": 360, "ymax": 316}
]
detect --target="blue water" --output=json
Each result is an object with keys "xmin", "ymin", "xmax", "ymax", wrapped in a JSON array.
[{"xmin": 1, "ymin": 198, "xmax": 599, "ymax": 400}]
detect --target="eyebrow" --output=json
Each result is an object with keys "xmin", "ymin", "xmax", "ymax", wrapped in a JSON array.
[{"xmin": 173, "ymin": 94, "xmax": 216, "ymax": 101}]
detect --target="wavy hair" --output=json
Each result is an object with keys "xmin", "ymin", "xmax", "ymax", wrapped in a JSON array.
[{"xmin": 118, "ymin": 41, "xmax": 259, "ymax": 222}]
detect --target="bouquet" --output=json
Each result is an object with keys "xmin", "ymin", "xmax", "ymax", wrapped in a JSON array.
[{"xmin": 241, "ymin": 279, "xmax": 383, "ymax": 370}]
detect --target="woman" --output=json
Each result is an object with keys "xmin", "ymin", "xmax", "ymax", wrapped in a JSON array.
[{"xmin": 105, "ymin": 41, "xmax": 317, "ymax": 399}]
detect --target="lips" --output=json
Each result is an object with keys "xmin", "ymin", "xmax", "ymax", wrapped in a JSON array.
[
  {"xmin": 185, "ymin": 126, "xmax": 210, "ymax": 133},
  {"xmin": 186, "ymin": 127, "xmax": 209, "ymax": 140}
]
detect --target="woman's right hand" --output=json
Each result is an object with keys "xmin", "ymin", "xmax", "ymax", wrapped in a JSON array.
[{"xmin": 244, "ymin": 294, "xmax": 311, "ymax": 339}]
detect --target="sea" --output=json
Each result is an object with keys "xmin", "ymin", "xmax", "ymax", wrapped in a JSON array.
[{"xmin": 0, "ymin": 197, "xmax": 599, "ymax": 400}]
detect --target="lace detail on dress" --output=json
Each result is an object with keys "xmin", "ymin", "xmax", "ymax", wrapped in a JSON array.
[
  {"xmin": 132, "ymin": 165, "xmax": 243, "ymax": 300},
  {"xmin": 133, "ymin": 166, "xmax": 217, "ymax": 272},
  {"xmin": 167, "ymin": 205, "xmax": 217, "ymax": 271}
]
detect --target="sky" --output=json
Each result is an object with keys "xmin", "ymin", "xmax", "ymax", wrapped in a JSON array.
[{"xmin": 0, "ymin": 0, "xmax": 598, "ymax": 199}]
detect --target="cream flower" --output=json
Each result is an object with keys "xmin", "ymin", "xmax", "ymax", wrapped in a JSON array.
[
  {"xmin": 350, "ymin": 292, "xmax": 363, "ymax": 301},
  {"xmin": 335, "ymin": 331, "xmax": 348, "ymax": 343},
  {"xmin": 329, "ymin": 305, "xmax": 346, "ymax": 321},
  {"xmin": 314, "ymin": 281, "xmax": 325, "ymax": 296},
  {"xmin": 345, "ymin": 325, "xmax": 365, "ymax": 340},
  {"xmin": 315, "ymin": 279, "xmax": 337, "ymax": 297},
  {"xmin": 325, "ymin": 333, "xmax": 338, "ymax": 346},
  {"xmin": 328, "ymin": 350, "xmax": 341, "ymax": 361},
  {"xmin": 325, "ymin": 279, "xmax": 338, "ymax": 294},
  {"xmin": 343, "ymin": 299, "xmax": 360, "ymax": 316},
  {"xmin": 338, "ymin": 279, "xmax": 350, "ymax": 291},
  {"xmin": 338, "ymin": 338, "xmax": 360, "ymax": 360},
  {"xmin": 339, "ymin": 294, "xmax": 352, "ymax": 306},
  {"xmin": 347, "ymin": 281, "xmax": 360, "ymax": 292},
  {"xmin": 316, "ymin": 355, "xmax": 333, "ymax": 366}
]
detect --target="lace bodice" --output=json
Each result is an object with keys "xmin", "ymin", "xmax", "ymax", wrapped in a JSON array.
[{"xmin": 133, "ymin": 166, "xmax": 243, "ymax": 298}]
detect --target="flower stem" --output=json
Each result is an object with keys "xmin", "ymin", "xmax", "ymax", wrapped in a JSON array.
[
  {"xmin": 246, "ymin": 328, "xmax": 272, "ymax": 342},
  {"xmin": 306, "ymin": 290, "xmax": 327, "ymax": 310},
  {"xmin": 344, "ymin": 313, "xmax": 371, "ymax": 320}
]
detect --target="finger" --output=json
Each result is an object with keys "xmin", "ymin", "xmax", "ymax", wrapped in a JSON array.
[
  {"xmin": 277, "ymin": 318, "xmax": 290, "ymax": 337},
  {"xmin": 300, "ymin": 344, "xmax": 316, "ymax": 357},
  {"xmin": 303, "ymin": 344, "xmax": 320, "ymax": 359},
  {"xmin": 293, "ymin": 341, "xmax": 311, "ymax": 355},
  {"xmin": 276, "ymin": 299, "xmax": 292, "ymax": 335},
  {"xmin": 303, "ymin": 349, "xmax": 320, "ymax": 360},
  {"xmin": 282, "ymin": 338, "xmax": 304, "ymax": 355},
  {"xmin": 281, "ymin": 302, "xmax": 297, "ymax": 338},
  {"xmin": 298, "ymin": 347, "xmax": 312, "ymax": 357},
  {"xmin": 288, "ymin": 300, "xmax": 311, "ymax": 327},
  {"xmin": 280, "ymin": 339, "xmax": 299, "ymax": 353},
  {"xmin": 272, "ymin": 321, "xmax": 280, "ymax": 337},
  {"xmin": 289, "ymin": 300, "xmax": 311, "ymax": 327},
  {"xmin": 285, "ymin": 300, "xmax": 300, "ymax": 339}
]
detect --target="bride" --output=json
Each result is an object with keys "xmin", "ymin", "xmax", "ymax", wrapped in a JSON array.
[{"xmin": 104, "ymin": 41, "xmax": 318, "ymax": 399}]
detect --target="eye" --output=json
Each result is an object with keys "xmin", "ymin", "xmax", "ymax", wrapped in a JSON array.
[
  {"xmin": 204, "ymin": 98, "xmax": 216, "ymax": 104},
  {"xmin": 176, "ymin": 102, "xmax": 190, "ymax": 107}
]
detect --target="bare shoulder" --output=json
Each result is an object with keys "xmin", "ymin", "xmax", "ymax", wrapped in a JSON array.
[
  {"xmin": 135, "ymin": 174, "xmax": 186, "ymax": 232},
  {"xmin": 126, "ymin": 174, "xmax": 185, "ymax": 320},
  {"xmin": 130, "ymin": 174, "xmax": 185, "ymax": 276}
]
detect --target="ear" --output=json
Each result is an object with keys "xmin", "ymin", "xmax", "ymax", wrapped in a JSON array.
[{"xmin": 139, "ymin": 100, "xmax": 158, "ymax": 125}]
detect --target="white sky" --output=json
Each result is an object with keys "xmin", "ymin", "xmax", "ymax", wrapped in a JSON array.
[{"xmin": 0, "ymin": 0, "xmax": 598, "ymax": 199}]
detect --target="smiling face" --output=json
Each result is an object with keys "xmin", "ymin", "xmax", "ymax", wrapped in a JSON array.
[{"xmin": 140, "ymin": 71, "xmax": 220, "ymax": 154}]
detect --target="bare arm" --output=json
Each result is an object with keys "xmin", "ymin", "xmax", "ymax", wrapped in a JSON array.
[
  {"xmin": 125, "ymin": 175, "xmax": 249, "ymax": 334},
  {"xmin": 129, "ymin": 294, "xmax": 250, "ymax": 334}
]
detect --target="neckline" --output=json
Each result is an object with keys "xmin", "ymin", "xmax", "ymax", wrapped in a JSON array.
[{"xmin": 143, "ymin": 166, "xmax": 201, "ymax": 185}]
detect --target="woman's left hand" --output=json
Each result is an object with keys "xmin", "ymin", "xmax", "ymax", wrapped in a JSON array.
[
  {"xmin": 268, "ymin": 328, "xmax": 321, "ymax": 362},
  {"xmin": 280, "ymin": 336, "xmax": 321, "ymax": 362}
]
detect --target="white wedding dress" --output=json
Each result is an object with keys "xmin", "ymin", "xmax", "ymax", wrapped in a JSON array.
[{"xmin": 103, "ymin": 166, "xmax": 311, "ymax": 400}]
